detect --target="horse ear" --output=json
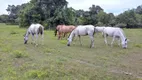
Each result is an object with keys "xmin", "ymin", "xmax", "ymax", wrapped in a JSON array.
[{"xmin": 125, "ymin": 38, "xmax": 130, "ymax": 41}]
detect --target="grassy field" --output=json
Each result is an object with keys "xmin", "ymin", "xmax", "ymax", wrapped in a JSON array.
[{"xmin": 0, "ymin": 23, "xmax": 142, "ymax": 80}]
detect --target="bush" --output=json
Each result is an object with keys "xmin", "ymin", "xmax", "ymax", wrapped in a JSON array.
[
  {"xmin": 11, "ymin": 50, "xmax": 28, "ymax": 58},
  {"xmin": 26, "ymin": 70, "xmax": 49, "ymax": 79},
  {"xmin": 96, "ymin": 22, "xmax": 104, "ymax": 26},
  {"xmin": 115, "ymin": 23, "xmax": 126, "ymax": 28},
  {"xmin": 10, "ymin": 31, "xmax": 18, "ymax": 35}
]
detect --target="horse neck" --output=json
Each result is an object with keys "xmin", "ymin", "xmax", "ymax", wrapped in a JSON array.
[
  {"xmin": 119, "ymin": 29, "xmax": 126, "ymax": 42},
  {"xmin": 25, "ymin": 29, "xmax": 30, "ymax": 37},
  {"xmin": 96, "ymin": 27, "xmax": 104, "ymax": 32},
  {"xmin": 69, "ymin": 31, "xmax": 75, "ymax": 40},
  {"xmin": 56, "ymin": 25, "xmax": 61, "ymax": 30}
]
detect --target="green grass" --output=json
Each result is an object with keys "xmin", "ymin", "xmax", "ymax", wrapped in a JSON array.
[{"xmin": 0, "ymin": 23, "xmax": 142, "ymax": 80}]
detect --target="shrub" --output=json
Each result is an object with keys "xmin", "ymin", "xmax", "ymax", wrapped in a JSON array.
[
  {"xmin": 26, "ymin": 70, "xmax": 49, "ymax": 79},
  {"xmin": 10, "ymin": 31, "xmax": 18, "ymax": 35},
  {"xmin": 115, "ymin": 23, "xmax": 126, "ymax": 28},
  {"xmin": 12, "ymin": 50, "xmax": 28, "ymax": 58}
]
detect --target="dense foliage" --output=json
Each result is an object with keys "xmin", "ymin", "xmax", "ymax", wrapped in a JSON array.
[{"xmin": 1, "ymin": 0, "xmax": 142, "ymax": 28}]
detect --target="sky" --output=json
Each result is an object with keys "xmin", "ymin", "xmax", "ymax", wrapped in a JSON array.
[{"xmin": 0, "ymin": 0, "xmax": 142, "ymax": 15}]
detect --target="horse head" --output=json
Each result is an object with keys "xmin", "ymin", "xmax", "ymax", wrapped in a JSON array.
[
  {"xmin": 67, "ymin": 37, "xmax": 72, "ymax": 46},
  {"xmin": 24, "ymin": 35, "xmax": 28, "ymax": 44},
  {"xmin": 24, "ymin": 33, "xmax": 29, "ymax": 44},
  {"xmin": 67, "ymin": 31, "xmax": 75, "ymax": 46},
  {"xmin": 121, "ymin": 38, "xmax": 128, "ymax": 49}
]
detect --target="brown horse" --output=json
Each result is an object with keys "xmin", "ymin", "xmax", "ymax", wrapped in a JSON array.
[{"xmin": 55, "ymin": 25, "xmax": 76, "ymax": 40}]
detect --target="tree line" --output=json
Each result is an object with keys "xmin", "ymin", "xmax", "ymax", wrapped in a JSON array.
[{"xmin": 0, "ymin": 0, "xmax": 142, "ymax": 29}]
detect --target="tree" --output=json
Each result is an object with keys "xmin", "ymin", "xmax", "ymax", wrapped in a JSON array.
[
  {"xmin": 0, "ymin": 14, "xmax": 9, "ymax": 23},
  {"xmin": 116, "ymin": 10, "xmax": 137, "ymax": 28},
  {"xmin": 135, "ymin": 5, "xmax": 142, "ymax": 14},
  {"xmin": 75, "ymin": 10, "xmax": 86, "ymax": 25},
  {"xmin": 96, "ymin": 11, "xmax": 110, "ymax": 26},
  {"xmin": 19, "ymin": 0, "xmax": 69, "ymax": 29},
  {"xmin": 6, "ymin": 4, "xmax": 24, "ymax": 24},
  {"xmin": 89, "ymin": 5, "xmax": 103, "ymax": 25},
  {"xmin": 108, "ymin": 13, "xmax": 116, "ymax": 26}
]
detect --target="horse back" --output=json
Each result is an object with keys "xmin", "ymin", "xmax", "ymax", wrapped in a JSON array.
[
  {"xmin": 76, "ymin": 25, "xmax": 94, "ymax": 36},
  {"xmin": 104, "ymin": 27, "xmax": 123, "ymax": 37},
  {"xmin": 68, "ymin": 25, "xmax": 76, "ymax": 31},
  {"xmin": 60, "ymin": 25, "xmax": 75, "ymax": 32}
]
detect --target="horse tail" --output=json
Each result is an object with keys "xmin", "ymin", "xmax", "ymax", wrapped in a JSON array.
[
  {"xmin": 93, "ymin": 27, "xmax": 96, "ymax": 35},
  {"xmin": 55, "ymin": 29, "xmax": 58, "ymax": 36},
  {"xmin": 39, "ymin": 26, "xmax": 43, "ymax": 35}
]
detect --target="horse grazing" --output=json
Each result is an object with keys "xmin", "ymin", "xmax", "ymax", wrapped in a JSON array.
[
  {"xmin": 95, "ymin": 26, "xmax": 106, "ymax": 36},
  {"xmin": 95, "ymin": 26, "xmax": 105, "ymax": 33},
  {"xmin": 103, "ymin": 27, "xmax": 128, "ymax": 49},
  {"xmin": 24, "ymin": 23, "xmax": 44, "ymax": 46},
  {"xmin": 55, "ymin": 25, "xmax": 76, "ymax": 40},
  {"xmin": 67, "ymin": 25, "xmax": 96, "ymax": 48}
]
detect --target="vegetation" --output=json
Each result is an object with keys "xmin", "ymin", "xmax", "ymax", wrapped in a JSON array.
[
  {"xmin": 1, "ymin": 0, "xmax": 142, "ymax": 28},
  {"xmin": 0, "ymin": 23, "xmax": 142, "ymax": 79},
  {"xmin": 0, "ymin": 0, "xmax": 142, "ymax": 79}
]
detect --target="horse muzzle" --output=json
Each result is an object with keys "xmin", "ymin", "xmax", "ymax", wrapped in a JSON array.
[
  {"xmin": 24, "ymin": 41, "xmax": 27, "ymax": 44},
  {"xmin": 67, "ymin": 44, "xmax": 70, "ymax": 46}
]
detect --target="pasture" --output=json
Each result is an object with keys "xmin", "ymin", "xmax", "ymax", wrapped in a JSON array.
[{"xmin": 0, "ymin": 23, "xmax": 142, "ymax": 80}]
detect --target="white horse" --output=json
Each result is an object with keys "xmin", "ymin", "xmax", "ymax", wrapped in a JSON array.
[
  {"xmin": 67, "ymin": 25, "xmax": 96, "ymax": 48},
  {"xmin": 95, "ymin": 26, "xmax": 106, "ymax": 36},
  {"xmin": 24, "ymin": 23, "xmax": 44, "ymax": 46},
  {"xmin": 103, "ymin": 27, "xmax": 128, "ymax": 49},
  {"xmin": 95, "ymin": 26, "xmax": 105, "ymax": 33}
]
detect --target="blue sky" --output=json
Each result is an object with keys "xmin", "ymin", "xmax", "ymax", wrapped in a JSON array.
[{"xmin": 0, "ymin": 0, "xmax": 142, "ymax": 15}]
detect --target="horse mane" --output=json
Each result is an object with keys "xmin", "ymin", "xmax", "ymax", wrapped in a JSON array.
[
  {"xmin": 118, "ymin": 28, "xmax": 126, "ymax": 40},
  {"xmin": 68, "ymin": 29, "xmax": 75, "ymax": 38}
]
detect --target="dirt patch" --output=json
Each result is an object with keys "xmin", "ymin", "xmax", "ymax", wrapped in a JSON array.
[{"xmin": 109, "ymin": 52, "xmax": 142, "ymax": 79}]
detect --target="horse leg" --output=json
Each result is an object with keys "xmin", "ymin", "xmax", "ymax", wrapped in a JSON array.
[
  {"xmin": 35, "ymin": 34, "xmax": 39, "ymax": 46},
  {"xmin": 63, "ymin": 33, "xmax": 66, "ymax": 38},
  {"xmin": 61, "ymin": 33, "xmax": 65, "ymax": 40},
  {"xmin": 90, "ymin": 36, "xmax": 94, "ymax": 48},
  {"xmin": 59, "ymin": 32, "xmax": 63, "ymax": 40},
  {"xmin": 111, "ymin": 36, "xmax": 115, "ymax": 47},
  {"xmin": 104, "ymin": 33, "xmax": 108, "ymax": 45},
  {"xmin": 78, "ymin": 35, "xmax": 82, "ymax": 46},
  {"xmin": 31, "ymin": 34, "xmax": 35, "ymax": 44},
  {"xmin": 41, "ymin": 34, "xmax": 44, "ymax": 45},
  {"xmin": 102, "ymin": 32, "xmax": 104, "ymax": 37},
  {"xmin": 58, "ymin": 32, "xmax": 61, "ymax": 40},
  {"xmin": 58, "ymin": 35, "xmax": 60, "ymax": 40}
]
